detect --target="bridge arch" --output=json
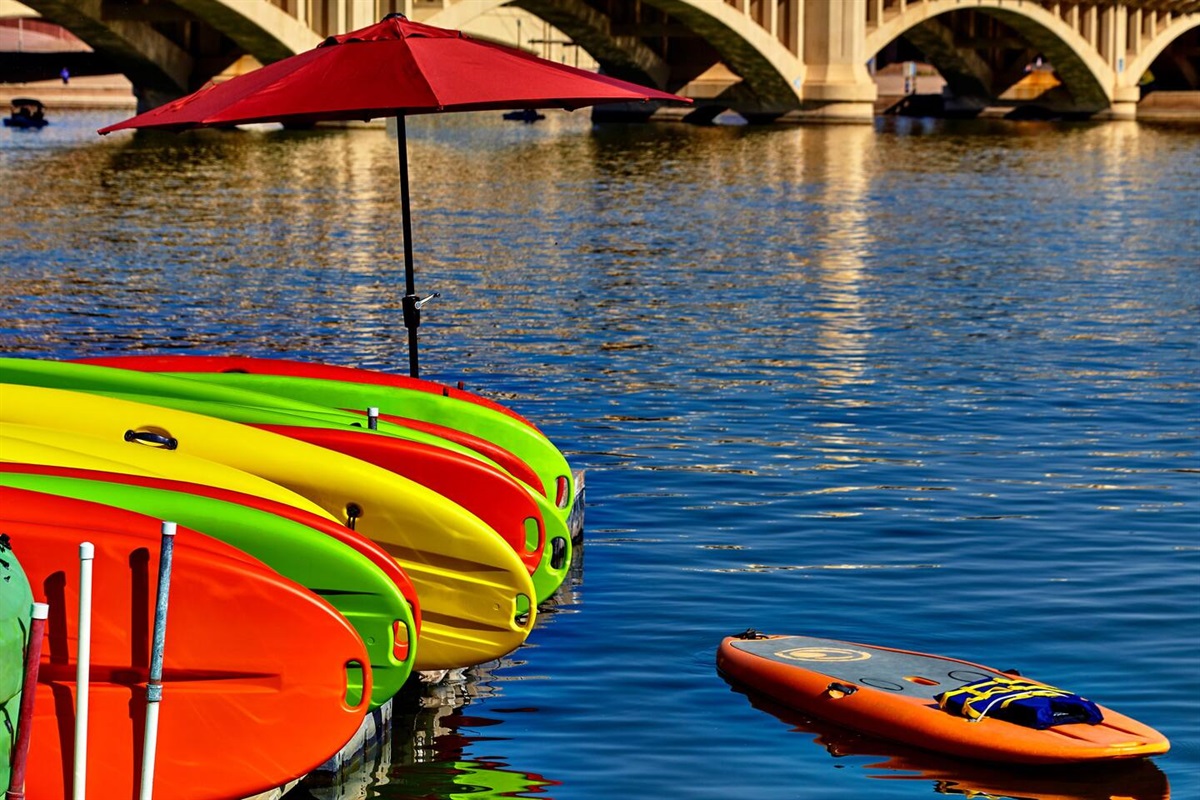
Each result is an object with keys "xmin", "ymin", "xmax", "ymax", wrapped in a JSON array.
[
  {"xmin": 1123, "ymin": 15, "xmax": 1200, "ymax": 91},
  {"xmin": 170, "ymin": 0, "xmax": 320, "ymax": 64},
  {"xmin": 16, "ymin": 0, "xmax": 193, "ymax": 101},
  {"xmin": 426, "ymin": 0, "xmax": 806, "ymax": 117},
  {"xmin": 17, "ymin": 0, "xmax": 320, "ymax": 109},
  {"xmin": 864, "ymin": 0, "xmax": 1113, "ymax": 112}
]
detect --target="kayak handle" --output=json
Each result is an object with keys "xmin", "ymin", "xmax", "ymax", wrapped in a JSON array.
[
  {"xmin": 826, "ymin": 682, "xmax": 858, "ymax": 699},
  {"xmin": 124, "ymin": 430, "xmax": 178, "ymax": 450}
]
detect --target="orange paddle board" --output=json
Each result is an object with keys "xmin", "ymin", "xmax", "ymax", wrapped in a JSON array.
[{"xmin": 718, "ymin": 632, "xmax": 1169, "ymax": 765}]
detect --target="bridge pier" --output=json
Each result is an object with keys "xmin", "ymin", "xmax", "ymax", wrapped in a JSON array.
[
  {"xmin": 792, "ymin": 0, "xmax": 878, "ymax": 123},
  {"xmin": 1094, "ymin": 86, "xmax": 1141, "ymax": 120},
  {"xmin": 779, "ymin": 101, "xmax": 876, "ymax": 123}
]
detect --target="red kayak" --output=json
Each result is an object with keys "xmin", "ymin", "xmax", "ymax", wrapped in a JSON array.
[
  {"xmin": 6, "ymin": 488, "xmax": 371, "ymax": 800},
  {"xmin": 75, "ymin": 353, "xmax": 538, "ymax": 428},
  {"xmin": 352, "ymin": 408, "xmax": 542, "ymax": 492},
  {"xmin": 0, "ymin": 462, "xmax": 421, "ymax": 635},
  {"xmin": 253, "ymin": 424, "xmax": 545, "ymax": 576}
]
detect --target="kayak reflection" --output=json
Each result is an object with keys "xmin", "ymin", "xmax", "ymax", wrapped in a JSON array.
[{"xmin": 299, "ymin": 666, "xmax": 563, "ymax": 800}]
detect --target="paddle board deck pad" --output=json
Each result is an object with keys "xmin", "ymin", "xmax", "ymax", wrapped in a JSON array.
[
  {"xmin": 3, "ymin": 487, "xmax": 370, "ymax": 800},
  {"xmin": 0, "ymin": 462, "xmax": 420, "ymax": 633},
  {"xmin": 0, "ymin": 471, "xmax": 416, "ymax": 707},
  {"xmin": 0, "ymin": 385, "xmax": 536, "ymax": 670},
  {"xmin": 75, "ymin": 353, "xmax": 538, "ymax": 427},
  {"xmin": 717, "ymin": 632, "xmax": 1169, "ymax": 764}
]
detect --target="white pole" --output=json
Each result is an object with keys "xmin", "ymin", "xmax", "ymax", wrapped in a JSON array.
[
  {"xmin": 73, "ymin": 542, "xmax": 95, "ymax": 800},
  {"xmin": 138, "ymin": 522, "xmax": 176, "ymax": 800}
]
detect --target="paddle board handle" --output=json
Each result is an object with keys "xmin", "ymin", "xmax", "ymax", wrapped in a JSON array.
[
  {"xmin": 826, "ymin": 682, "xmax": 859, "ymax": 699},
  {"xmin": 124, "ymin": 430, "xmax": 178, "ymax": 450},
  {"xmin": 5, "ymin": 602, "xmax": 49, "ymax": 800}
]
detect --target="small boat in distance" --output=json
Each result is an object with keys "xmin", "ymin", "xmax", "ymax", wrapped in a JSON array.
[
  {"xmin": 503, "ymin": 108, "xmax": 545, "ymax": 123},
  {"xmin": 3, "ymin": 98, "xmax": 48, "ymax": 129}
]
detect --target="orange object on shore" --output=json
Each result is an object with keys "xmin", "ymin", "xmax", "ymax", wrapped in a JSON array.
[
  {"xmin": 717, "ymin": 632, "xmax": 1169, "ymax": 765},
  {"xmin": 5, "ymin": 487, "xmax": 371, "ymax": 800}
]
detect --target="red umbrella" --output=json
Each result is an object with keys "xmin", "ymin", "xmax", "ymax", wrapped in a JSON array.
[{"xmin": 100, "ymin": 13, "xmax": 690, "ymax": 376}]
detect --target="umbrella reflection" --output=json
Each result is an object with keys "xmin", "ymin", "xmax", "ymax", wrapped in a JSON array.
[{"xmin": 722, "ymin": 678, "xmax": 1170, "ymax": 800}]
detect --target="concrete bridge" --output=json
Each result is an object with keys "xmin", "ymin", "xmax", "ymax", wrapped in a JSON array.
[{"xmin": 5, "ymin": 0, "xmax": 1199, "ymax": 121}]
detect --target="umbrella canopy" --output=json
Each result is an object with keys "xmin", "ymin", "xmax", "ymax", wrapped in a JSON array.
[
  {"xmin": 101, "ymin": 15, "xmax": 687, "ymax": 131},
  {"xmin": 100, "ymin": 14, "xmax": 690, "ymax": 375}
]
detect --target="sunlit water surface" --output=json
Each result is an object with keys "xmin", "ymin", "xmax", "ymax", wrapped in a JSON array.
[{"xmin": 2, "ymin": 110, "xmax": 1197, "ymax": 800}]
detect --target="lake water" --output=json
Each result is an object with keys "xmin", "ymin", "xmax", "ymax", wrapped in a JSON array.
[{"xmin": 1, "ymin": 110, "xmax": 1197, "ymax": 800}]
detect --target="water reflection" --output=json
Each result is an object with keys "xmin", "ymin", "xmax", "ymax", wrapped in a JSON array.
[
  {"xmin": 2, "ymin": 111, "xmax": 1196, "ymax": 800},
  {"xmin": 808, "ymin": 124, "xmax": 873, "ymax": 389}
]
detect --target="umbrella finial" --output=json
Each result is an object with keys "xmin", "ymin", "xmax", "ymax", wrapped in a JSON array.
[{"xmin": 382, "ymin": 12, "xmax": 407, "ymax": 21}]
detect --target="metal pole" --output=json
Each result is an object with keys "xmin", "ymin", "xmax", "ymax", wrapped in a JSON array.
[
  {"xmin": 397, "ymin": 115, "xmax": 421, "ymax": 378},
  {"xmin": 6, "ymin": 602, "xmax": 49, "ymax": 800},
  {"xmin": 138, "ymin": 522, "xmax": 176, "ymax": 800},
  {"xmin": 74, "ymin": 543, "xmax": 95, "ymax": 800}
]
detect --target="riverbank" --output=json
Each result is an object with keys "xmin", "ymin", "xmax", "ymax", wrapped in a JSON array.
[
  {"xmin": 0, "ymin": 74, "xmax": 135, "ymax": 109},
  {"xmin": 6, "ymin": 76, "xmax": 1197, "ymax": 123}
]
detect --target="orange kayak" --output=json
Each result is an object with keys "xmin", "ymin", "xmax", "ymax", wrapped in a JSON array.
[
  {"xmin": 7, "ymin": 488, "xmax": 371, "ymax": 800},
  {"xmin": 717, "ymin": 632, "xmax": 1169, "ymax": 764}
]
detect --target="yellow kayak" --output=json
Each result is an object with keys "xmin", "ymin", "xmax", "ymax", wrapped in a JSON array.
[
  {"xmin": 0, "ymin": 384, "xmax": 537, "ymax": 670},
  {"xmin": 0, "ymin": 422, "xmax": 337, "ymax": 521}
]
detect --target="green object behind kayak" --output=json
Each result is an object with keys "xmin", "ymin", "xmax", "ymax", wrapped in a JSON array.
[{"xmin": 0, "ymin": 533, "xmax": 34, "ymax": 790}]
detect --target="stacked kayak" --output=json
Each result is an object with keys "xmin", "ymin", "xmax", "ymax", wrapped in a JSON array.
[
  {"xmin": 5, "ymin": 357, "xmax": 575, "ymax": 604},
  {"xmin": 0, "ymin": 355, "xmax": 582, "ymax": 799},
  {"xmin": 6, "ymin": 488, "xmax": 370, "ymax": 800}
]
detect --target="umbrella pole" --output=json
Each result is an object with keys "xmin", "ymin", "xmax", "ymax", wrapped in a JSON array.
[{"xmin": 397, "ymin": 116, "xmax": 420, "ymax": 378}]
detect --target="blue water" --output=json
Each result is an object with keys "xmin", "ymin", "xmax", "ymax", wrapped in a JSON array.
[{"xmin": 2, "ymin": 110, "xmax": 1197, "ymax": 800}]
